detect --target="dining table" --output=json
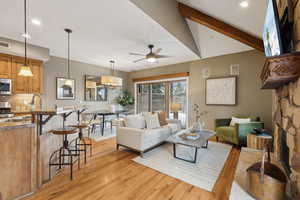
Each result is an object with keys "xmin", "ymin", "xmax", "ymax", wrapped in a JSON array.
[{"xmin": 86, "ymin": 110, "xmax": 128, "ymax": 136}]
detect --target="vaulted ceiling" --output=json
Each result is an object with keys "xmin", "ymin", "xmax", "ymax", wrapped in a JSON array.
[{"xmin": 0, "ymin": 0, "xmax": 267, "ymax": 72}]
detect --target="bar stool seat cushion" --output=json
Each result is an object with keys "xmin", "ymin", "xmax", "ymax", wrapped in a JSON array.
[
  {"xmin": 51, "ymin": 127, "xmax": 77, "ymax": 135},
  {"xmin": 70, "ymin": 124, "xmax": 88, "ymax": 129}
]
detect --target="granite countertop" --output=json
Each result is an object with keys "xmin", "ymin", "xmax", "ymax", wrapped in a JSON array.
[
  {"xmin": 0, "ymin": 121, "xmax": 35, "ymax": 130},
  {"xmin": 12, "ymin": 106, "xmax": 88, "ymax": 115}
]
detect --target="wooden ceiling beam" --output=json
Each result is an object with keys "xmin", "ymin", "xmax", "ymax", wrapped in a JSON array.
[{"xmin": 178, "ymin": 3, "xmax": 264, "ymax": 52}]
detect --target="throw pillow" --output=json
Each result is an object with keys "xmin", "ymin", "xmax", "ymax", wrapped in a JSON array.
[
  {"xmin": 125, "ymin": 115, "xmax": 145, "ymax": 129},
  {"xmin": 230, "ymin": 117, "xmax": 251, "ymax": 126},
  {"xmin": 145, "ymin": 113, "xmax": 160, "ymax": 129},
  {"xmin": 156, "ymin": 111, "xmax": 168, "ymax": 126}
]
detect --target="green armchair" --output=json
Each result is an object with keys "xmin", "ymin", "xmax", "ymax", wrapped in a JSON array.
[{"xmin": 215, "ymin": 116, "xmax": 264, "ymax": 146}]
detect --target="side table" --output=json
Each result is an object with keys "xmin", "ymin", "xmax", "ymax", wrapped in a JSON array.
[{"xmin": 247, "ymin": 133, "xmax": 273, "ymax": 150}]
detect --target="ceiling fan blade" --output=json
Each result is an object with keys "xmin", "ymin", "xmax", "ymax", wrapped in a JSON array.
[
  {"xmin": 156, "ymin": 55, "xmax": 171, "ymax": 58},
  {"xmin": 130, "ymin": 53, "xmax": 145, "ymax": 56},
  {"xmin": 154, "ymin": 48, "xmax": 162, "ymax": 54},
  {"xmin": 133, "ymin": 58, "xmax": 146, "ymax": 63}
]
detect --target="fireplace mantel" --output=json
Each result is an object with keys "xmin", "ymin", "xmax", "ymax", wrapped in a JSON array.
[{"xmin": 261, "ymin": 52, "xmax": 300, "ymax": 89}]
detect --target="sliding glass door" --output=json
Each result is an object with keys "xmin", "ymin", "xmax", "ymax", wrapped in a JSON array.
[
  {"xmin": 137, "ymin": 84, "xmax": 150, "ymax": 113},
  {"xmin": 169, "ymin": 81, "xmax": 187, "ymax": 127},
  {"xmin": 136, "ymin": 79, "xmax": 187, "ymax": 127},
  {"xmin": 151, "ymin": 83, "xmax": 166, "ymax": 112}
]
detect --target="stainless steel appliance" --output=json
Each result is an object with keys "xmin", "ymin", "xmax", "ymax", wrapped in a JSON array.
[
  {"xmin": 0, "ymin": 102, "xmax": 14, "ymax": 118},
  {"xmin": 0, "ymin": 78, "xmax": 12, "ymax": 95}
]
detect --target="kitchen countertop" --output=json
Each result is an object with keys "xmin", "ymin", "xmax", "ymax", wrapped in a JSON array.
[
  {"xmin": 0, "ymin": 122, "xmax": 35, "ymax": 130},
  {"xmin": 12, "ymin": 106, "xmax": 88, "ymax": 115}
]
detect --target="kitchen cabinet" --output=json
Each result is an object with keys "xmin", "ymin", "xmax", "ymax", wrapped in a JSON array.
[
  {"xmin": 0, "ymin": 53, "xmax": 43, "ymax": 94},
  {"xmin": 0, "ymin": 55, "xmax": 12, "ymax": 79},
  {"xmin": 0, "ymin": 124, "xmax": 38, "ymax": 200}
]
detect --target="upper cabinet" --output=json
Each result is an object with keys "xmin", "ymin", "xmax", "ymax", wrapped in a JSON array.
[
  {"xmin": 0, "ymin": 53, "xmax": 43, "ymax": 94},
  {"xmin": 0, "ymin": 55, "xmax": 12, "ymax": 79}
]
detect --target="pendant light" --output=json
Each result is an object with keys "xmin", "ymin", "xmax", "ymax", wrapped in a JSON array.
[
  {"xmin": 18, "ymin": 0, "xmax": 33, "ymax": 77},
  {"xmin": 64, "ymin": 28, "xmax": 73, "ymax": 86},
  {"xmin": 101, "ymin": 60, "xmax": 122, "ymax": 87}
]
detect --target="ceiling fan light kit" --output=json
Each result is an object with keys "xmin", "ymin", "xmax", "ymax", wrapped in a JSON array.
[{"xmin": 130, "ymin": 44, "xmax": 170, "ymax": 64}]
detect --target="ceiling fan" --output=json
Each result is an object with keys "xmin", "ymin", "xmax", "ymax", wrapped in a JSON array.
[{"xmin": 130, "ymin": 44, "xmax": 171, "ymax": 63}]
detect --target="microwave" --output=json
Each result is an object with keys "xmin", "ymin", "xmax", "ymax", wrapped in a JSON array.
[{"xmin": 0, "ymin": 79, "xmax": 12, "ymax": 95}]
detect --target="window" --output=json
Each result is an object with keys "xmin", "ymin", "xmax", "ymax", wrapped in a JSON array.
[{"xmin": 136, "ymin": 79, "xmax": 187, "ymax": 127}]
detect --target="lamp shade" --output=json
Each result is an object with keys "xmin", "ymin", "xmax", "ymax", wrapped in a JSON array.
[
  {"xmin": 170, "ymin": 103, "xmax": 182, "ymax": 112},
  {"xmin": 18, "ymin": 65, "xmax": 33, "ymax": 77},
  {"xmin": 101, "ymin": 75, "xmax": 122, "ymax": 87},
  {"xmin": 86, "ymin": 81, "xmax": 97, "ymax": 88}
]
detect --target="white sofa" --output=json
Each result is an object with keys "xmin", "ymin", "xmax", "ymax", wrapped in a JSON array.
[{"xmin": 117, "ymin": 118, "xmax": 181, "ymax": 156}]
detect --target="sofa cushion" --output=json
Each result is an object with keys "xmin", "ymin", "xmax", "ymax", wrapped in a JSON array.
[
  {"xmin": 165, "ymin": 123, "xmax": 180, "ymax": 133},
  {"xmin": 230, "ymin": 117, "xmax": 250, "ymax": 126},
  {"xmin": 156, "ymin": 111, "xmax": 168, "ymax": 126},
  {"xmin": 144, "ymin": 113, "xmax": 160, "ymax": 129},
  {"xmin": 125, "ymin": 115, "xmax": 145, "ymax": 129},
  {"xmin": 216, "ymin": 126, "xmax": 238, "ymax": 144}
]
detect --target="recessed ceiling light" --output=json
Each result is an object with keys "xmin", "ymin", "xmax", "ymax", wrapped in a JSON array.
[
  {"xmin": 240, "ymin": 0, "xmax": 249, "ymax": 8},
  {"xmin": 31, "ymin": 18, "xmax": 41, "ymax": 26},
  {"xmin": 21, "ymin": 33, "xmax": 31, "ymax": 39}
]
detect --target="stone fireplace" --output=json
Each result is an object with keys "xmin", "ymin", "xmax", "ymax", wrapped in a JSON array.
[{"xmin": 273, "ymin": 78, "xmax": 300, "ymax": 198}]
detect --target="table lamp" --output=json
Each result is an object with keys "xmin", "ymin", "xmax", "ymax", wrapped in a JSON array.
[{"xmin": 170, "ymin": 103, "xmax": 182, "ymax": 119}]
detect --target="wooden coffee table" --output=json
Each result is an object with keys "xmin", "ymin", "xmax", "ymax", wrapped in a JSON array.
[{"xmin": 166, "ymin": 129, "xmax": 215, "ymax": 163}]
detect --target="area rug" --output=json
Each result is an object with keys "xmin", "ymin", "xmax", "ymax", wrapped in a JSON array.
[{"xmin": 133, "ymin": 141, "xmax": 232, "ymax": 192}]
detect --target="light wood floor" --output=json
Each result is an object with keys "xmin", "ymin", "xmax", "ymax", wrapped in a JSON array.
[{"xmin": 25, "ymin": 138, "xmax": 240, "ymax": 200}]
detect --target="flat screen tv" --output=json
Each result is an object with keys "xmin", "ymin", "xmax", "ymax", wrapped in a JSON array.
[{"xmin": 263, "ymin": 0, "xmax": 284, "ymax": 57}]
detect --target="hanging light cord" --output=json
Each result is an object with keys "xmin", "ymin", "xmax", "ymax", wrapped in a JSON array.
[
  {"xmin": 24, "ymin": 0, "xmax": 27, "ymax": 66},
  {"xmin": 67, "ymin": 30, "xmax": 70, "ymax": 78},
  {"xmin": 110, "ymin": 60, "xmax": 115, "ymax": 76}
]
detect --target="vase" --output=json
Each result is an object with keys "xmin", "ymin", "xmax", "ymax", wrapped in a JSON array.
[{"xmin": 192, "ymin": 119, "xmax": 204, "ymax": 133}]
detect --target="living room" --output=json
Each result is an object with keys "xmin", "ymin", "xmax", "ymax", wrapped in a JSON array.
[{"xmin": 0, "ymin": 0, "xmax": 299, "ymax": 200}]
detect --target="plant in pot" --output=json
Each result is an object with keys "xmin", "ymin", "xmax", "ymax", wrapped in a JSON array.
[{"xmin": 117, "ymin": 91, "xmax": 134, "ymax": 111}]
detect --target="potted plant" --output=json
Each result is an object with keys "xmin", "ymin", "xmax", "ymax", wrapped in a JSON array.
[{"xmin": 117, "ymin": 91, "xmax": 134, "ymax": 110}]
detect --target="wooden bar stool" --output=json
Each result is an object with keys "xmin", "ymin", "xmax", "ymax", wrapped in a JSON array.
[
  {"xmin": 49, "ymin": 127, "xmax": 80, "ymax": 180},
  {"xmin": 70, "ymin": 124, "xmax": 93, "ymax": 164}
]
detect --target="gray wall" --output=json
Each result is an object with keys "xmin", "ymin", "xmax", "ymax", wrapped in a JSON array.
[
  {"xmin": 128, "ymin": 50, "xmax": 273, "ymax": 130},
  {"xmin": 0, "ymin": 37, "xmax": 50, "ymax": 61},
  {"xmin": 42, "ymin": 56, "xmax": 129, "ymax": 131}
]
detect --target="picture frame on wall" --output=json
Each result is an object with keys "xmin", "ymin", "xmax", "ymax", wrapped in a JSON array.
[
  {"xmin": 56, "ymin": 77, "xmax": 75, "ymax": 100},
  {"xmin": 205, "ymin": 76, "xmax": 237, "ymax": 106},
  {"xmin": 96, "ymin": 87, "xmax": 107, "ymax": 101}
]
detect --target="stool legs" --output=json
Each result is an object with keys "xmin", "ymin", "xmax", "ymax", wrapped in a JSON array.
[
  {"xmin": 49, "ymin": 134, "xmax": 80, "ymax": 181},
  {"xmin": 75, "ymin": 127, "xmax": 92, "ymax": 164}
]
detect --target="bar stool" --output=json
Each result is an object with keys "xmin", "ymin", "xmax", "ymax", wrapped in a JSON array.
[
  {"xmin": 70, "ymin": 124, "xmax": 93, "ymax": 164},
  {"xmin": 49, "ymin": 127, "xmax": 80, "ymax": 180}
]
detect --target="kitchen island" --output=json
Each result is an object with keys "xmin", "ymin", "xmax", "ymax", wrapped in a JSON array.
[
  {"xmin": 0, "ymin": 106, "xmax": 87, "ymax": 200},
  {"xmin": 0, "ymin": 122, "xmax": 37, "ymax": 200}
]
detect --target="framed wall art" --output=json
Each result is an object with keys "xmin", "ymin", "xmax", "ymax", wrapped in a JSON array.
[
  {"xmin": 205, "ymin": 76, "xmax": 237, "ymax": 105},
  {"xmin": 56, "ymin": 77, "xmax": 76, "ymax": 100}
]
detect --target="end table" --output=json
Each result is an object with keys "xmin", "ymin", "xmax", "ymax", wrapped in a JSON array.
[{"xmin": 247, "ymin": 133, "xmax": 273, "ymax": 150}]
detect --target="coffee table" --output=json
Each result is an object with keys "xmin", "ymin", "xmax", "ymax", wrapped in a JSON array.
[{"xmin": 166, "ymin": 129, "xmax": 216, "ymax": 163}]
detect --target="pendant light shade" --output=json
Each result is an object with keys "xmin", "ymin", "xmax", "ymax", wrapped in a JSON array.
[
  {"xmin": 18, "ymin": 0, "xmax": 33, "ymax": 77},
  {"xmin": 101, "ymin": 61, "xmax": 123, "ymax": 87},
  {"xmin": 19, "ymin": 65, "xmax": 33, "ymax": 76}
]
